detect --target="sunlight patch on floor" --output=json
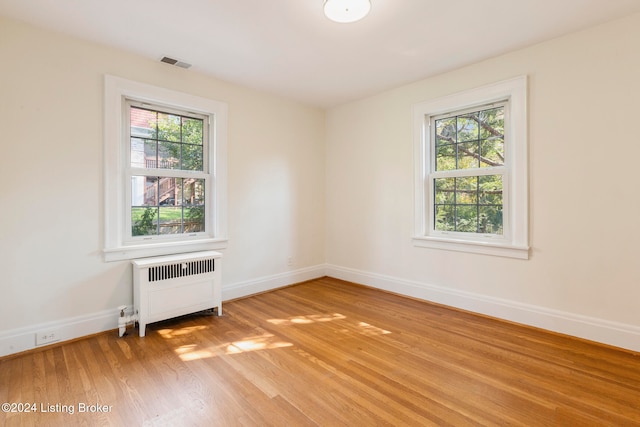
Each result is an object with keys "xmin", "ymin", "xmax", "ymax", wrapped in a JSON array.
[
  {"xmin": 267, "ymin": 313, "xmax": 346, "ymax": 325},
  {"xmin": 358, "ymin": 322, "xmax": 391, "ymax": 336},
  {"xmin": 157, "ymin": 325, "xmax": 208, "ymax": 339},
  {"xmin": 224, "ymin": 333, "xmax": 293, "ymax": 354}
]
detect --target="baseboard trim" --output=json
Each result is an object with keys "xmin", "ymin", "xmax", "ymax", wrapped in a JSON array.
[
  {"xmin": 0, "ymin": 265, "xmax": 328, "ymax": 358},
  {"xmin": 0, "ymin": 308, "xmax": 120, "ymax": 358},
  {"xmin": 325, "ymin": 264, "xmax": 640, "ymax": 353},
  {"xmin": 222, "ymin": 264, "xmax": 327, "ymax": 301},
  {"xmin": 3, "ymin": 263, "xmax": 637, "ymax": 357}
]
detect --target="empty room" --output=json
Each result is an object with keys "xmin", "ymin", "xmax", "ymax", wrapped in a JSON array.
[{"xmin": 1, "ymin": 0, "xmax": 640, "ymax": 425}]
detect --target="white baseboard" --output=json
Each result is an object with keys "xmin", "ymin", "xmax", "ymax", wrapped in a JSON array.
[
  {"xmin": 325, "ymin": 264, "xmax": 640, "ymax": 353},
  {"xmin": 3, "ymin": 263, "xmax": 637, "ymax": 357},
  {"xmin": 0, "ymin": 308, "xmax": 121, "ymax": 358},
  {"xmin": 221, "ymin": 265, "xmax": 327, "ymax": 301},
  {"xmin": 0, "ymin": 265, "xmax": 327, "ymax": 358}
]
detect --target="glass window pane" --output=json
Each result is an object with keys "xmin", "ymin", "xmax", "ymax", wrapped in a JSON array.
[
  {"xmin": 183, "ymin": 117, "xmax": 203, "ymax": 145},
  {"xmin": 158, "ymin": 177, "xmax": 177, "ymax": 206},
  {"xmin": 479, "ymin": 107, "xmax": 504, "ymax": 140},
  {"xmin": 458, "ymin": 142, "xmax": 480, "ymax": 169},
  {"xmin": 158, "ymin": 206, "xmax": 182, "ymax": 234},
  {"xmin": 457, "ymin": 114, "xmax": 479, "ymax": 142},
  {"xmin": 456, "ymin": 205, "xmax": 478, "ymax": 232},
  {"xmin": 130, "ymin": 138, "xmax": 146, "ymax": 168},
  {"xmin": 480, "ymin": 137, "xmax": 504, "ymax": 167},
  {"xmin": 435, "ymin": 205, "xmax": 455, "ymax": 231},
  {"xmin": 130, "ymin": 107, "xmax": 156, "ymax": 139},
  {"xmin": 183, "ymin": 178, "xmax": 205, "ymax": 205},
  {"xmin": 157, "ymin": 113, "xmax": 181, "ymax": 142},
  {"xmin": 456, "ymin": 176, "xmax": 478, "ymax": 205},
  {"xmin": 131, "ymin": 176, "xmax": 157, "ymax": 206},
  {"xmin": 182, "ymin": 144, "xmax": 203, "ymax": 171},
  {"xmin": 184, "ymin": 207, "xmax": 205, "ymax": 233},
  {"xmin": 436, "ymin": 143, "xmax": 456, "ymax": 171},
  {"xmin": 434, "ymin": 178, "xmax": 455, "ymax": 205},
  {"xmin": 479, "ymin": 206, "xmax": 503, "ymax": 235},
  {"xmin": 479, "ymin": 175, "xmax": 503, "ymax": 205},
  {"xmin": 158, "ymin": 141, "xmax": 180, "ymax": 169},
  {"xmin": 131, "ymin": 207, "xmax": 157, "ymax": 236},
  {"xmin": 144, "ymin": 140, "xmax": 158, "ymax": 168},
  {"xmin": 435, "ymin": 117, "xmax": 456, "ymax": 145}
]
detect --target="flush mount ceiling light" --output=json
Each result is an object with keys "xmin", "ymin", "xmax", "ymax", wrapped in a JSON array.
[{"xmin": 324, "ymin": 0, "xmax": 371, "ymax": 23}]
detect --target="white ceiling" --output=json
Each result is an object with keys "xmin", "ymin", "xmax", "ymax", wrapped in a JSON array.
[{"xmin": 2, "ymin": 0, "xmax": 640, "ymax": 108}]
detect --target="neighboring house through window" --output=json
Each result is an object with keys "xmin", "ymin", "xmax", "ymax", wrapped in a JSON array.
[
  {"xmin": 104, "ymin": 76, "xmax": 228, "ymax": 262},
  {"xmin": 413, "ymin": 76, "xmax": 528, "ymax": 259}
]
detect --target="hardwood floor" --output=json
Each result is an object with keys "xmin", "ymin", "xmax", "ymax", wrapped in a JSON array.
[{"xmin": 1, "ymin": 277, "xmax": 639, "ymax": 426}]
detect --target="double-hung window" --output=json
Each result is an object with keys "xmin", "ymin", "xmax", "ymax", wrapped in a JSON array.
[
  {"xmin": 413, "ymin": 76, "xmax": 528, "ymax": 259},
  {"xmin": 128, "ymin": 102, "xmax": 208, "ymax": 238},
  {"xmin": 104, "ymin": 76, "xmax": 228, "ymax": 261}
]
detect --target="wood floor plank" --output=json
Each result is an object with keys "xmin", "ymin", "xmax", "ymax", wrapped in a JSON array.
[{"xmin": 1, "ymin": 277, "xmax": 639, "ymax": 426}]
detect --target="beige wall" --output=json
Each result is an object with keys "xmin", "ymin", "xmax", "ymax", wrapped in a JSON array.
[
  {"xmin": 0, "ymin": 16, "xmax": 326, "ymax": 335},
  {"xmin": 325, "ymin": 13, "xmax": 640, "ymax": 344},
  {"xmin": 2, "ymin": 11, "xmax": 640, "ymax": 353}
]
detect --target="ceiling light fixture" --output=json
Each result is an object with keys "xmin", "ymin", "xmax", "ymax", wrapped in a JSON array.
[{"xmin": 323, "ymin": 0, "xmax": 371, "ymax": 23}]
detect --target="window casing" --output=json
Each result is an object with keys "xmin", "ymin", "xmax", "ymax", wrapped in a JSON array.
[
  {"xmin": 413, "ymin": 77, "xmax": 528, "ymax": 259},
  {"xmin": 104, "ymin": 76, "xmax": 228, "ymax": 262}
]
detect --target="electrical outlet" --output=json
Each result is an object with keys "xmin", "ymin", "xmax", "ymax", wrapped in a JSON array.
[
  {"xmin": 287, "ymin": 256, "xmax": 295, "ymax": 267},
  {"xmin": 36, "ymin": 330, "xmax": 60, "ymax": 346}
]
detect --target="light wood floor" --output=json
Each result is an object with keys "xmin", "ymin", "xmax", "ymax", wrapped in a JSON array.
[{"xmin": 1, "ymin": 277, "xmax": 639, "ymax": 426}]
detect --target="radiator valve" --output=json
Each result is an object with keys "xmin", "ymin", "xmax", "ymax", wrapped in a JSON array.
[{"xmin": 118, "ymin": 305, "xmax": 139, "ymax": 337}]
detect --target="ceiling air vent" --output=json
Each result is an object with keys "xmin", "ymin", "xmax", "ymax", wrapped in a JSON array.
[{"xmin": 160, "ymin": 56, "xmax": 192, "ymax": 69}]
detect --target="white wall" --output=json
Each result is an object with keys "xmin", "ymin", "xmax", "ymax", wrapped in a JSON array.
[
  {"xmin": 0, "ymin": 16, "xmax": 326, "ymax": 355},
  {"xmin": 2, "ymin": 12, "xmax": 640, "ymax": 356},
  {"xmin": 325, "ymin": 13, "xmax": 640, "ymax": 351}
]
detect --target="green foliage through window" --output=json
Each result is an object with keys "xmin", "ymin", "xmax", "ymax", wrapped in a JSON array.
[{"xmin": 432, "ymin": 104, "xmax": 506, "ymax": 235}]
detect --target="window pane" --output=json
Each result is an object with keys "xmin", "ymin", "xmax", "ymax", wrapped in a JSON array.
[
  {"xmin": 131, "ymin": 207, "xmax": 158, "ymax": 236},
  {"xmin": 435, "ymin": 205, "xmax": 455, "ymax": 231},
  {"xmin": 434, "ymin": 178, "xmax": 455, "ymax": 204},
  {"xmin": 433, "ymin": 105, "xmax": 506, "ymax": 172},
  {"xmin": 436, "ymin": 143, "xmax": 456, "ymax": 171},
  {"xmin": 435, "ymin": 117, "xmax": 456, "ymax": 145},
  {"xmin": 131, "ymin": 176, "xmax": 157, "ymax": 206},
  {"xmin": 479, "ymin": 206, "xmax": 503, "ymax": 234},
  {"xmin": 144, "ymin": 140, "xmax": 158, "ymax": 168},
  {"xmin": 183, "ymin": 117, "xmax": 203, "ymax": 145},
  {"xmin": 456, "ymin": 176, "xmax": 478, "ymax": 204},
  {"xmin": 182, "ymin": 144, "xmax": 203, "ymax": 171},
  {"xmin": 131, "ymin": 138, "xmax": 146, "ymax": 168},
  {"xmin": 456, "ymin": 205, "xmax": 478, "ymax": 232},
  {"xmin": 458, "ymin": 142, "xmax": 480, "ymax": 169},
  {"xmin": 480, "ymin": 137, "xmax": 504, "ymax": 167},
  {"xmin": 158, "ymin": 113, "xmax": 181, "ymax": 142},
  {"xmin": 130, "ymin": 176, "xmax": 206, "ymax": 237},
  {"xmin": 479, "ymin": 175, "xmax": 503, "ymax": 205},
  {"xmin": 158, "ymin": 177, "xmax": 176, "ymax": 206},
  {"xmin": 158, "ymin": 206, "xmax": 182, "ymax": 234},
  {"xmin": 130, "ymin": 107, "xmax": 157, "ymax": 139},
  {"xmin": 432, "ymin": 174, "xmax": 504, "ymax": 235},
  {"xmin": 185, "ymin": 207, "xmax": 205, "ymax": 232},
  {"xmin": 182, "ymin": 179, "xmax": 205, "ymax": 205},
  {"xmin": 478, "ymin": 107, "xmax": 504, "ymax": 140},
  {"xmin": 158, "ymin": 141, "xmax": 180, "ymax": 169},
  {"xmin": 457, "ymin": 115, "xmax": 479, "ymax": 142}
]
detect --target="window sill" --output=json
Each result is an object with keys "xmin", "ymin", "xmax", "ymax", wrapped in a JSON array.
[
  {"xmin": 103, "ymin": 238, "xmax": 228, "ymax": 262},
  {"xmin": 412, "ymin": 236, "xmax": 529, "ymax": 259}
]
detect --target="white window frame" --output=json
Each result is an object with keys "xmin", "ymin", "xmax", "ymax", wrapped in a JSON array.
[
  {"xmin": 103, "ymin": 75, "xmax": 228, "ymax": 262},
  {"xmin": 412, "ymin": 76, "xmax": 529, "ymax": 259}
]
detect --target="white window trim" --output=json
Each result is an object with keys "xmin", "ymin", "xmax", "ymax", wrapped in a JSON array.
[
  {"xmin": 103, "ymin": 75, "xmax": 228, "ymax": 262},
  {"xmin": 412, "ymin": 76, "xmax": 529, "ymax": 259}
]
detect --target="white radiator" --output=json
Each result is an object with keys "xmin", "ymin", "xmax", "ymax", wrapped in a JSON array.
[{"xmin": 132, "ymin": 250, "xmax": 222, "ymax": 337}]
